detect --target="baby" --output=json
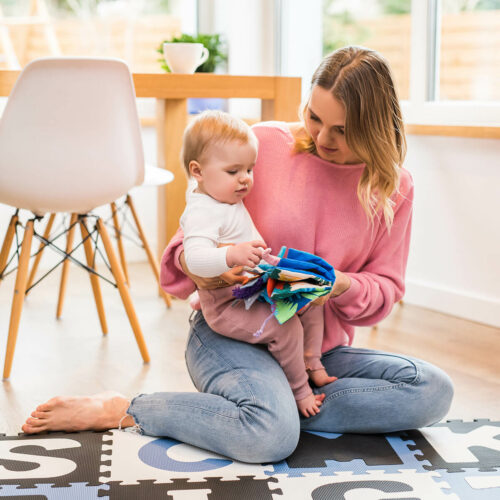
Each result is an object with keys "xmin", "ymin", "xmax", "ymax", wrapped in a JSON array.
[{"xmin": 180, "ymin": 110, "xmax": 336, "ymax": 417}]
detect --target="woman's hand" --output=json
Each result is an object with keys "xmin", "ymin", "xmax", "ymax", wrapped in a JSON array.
[
  {"xmin": 312, "ymin": 270, "xmax": 351, "ymax": 305},
  {"xmin": 179, "ymin": 251, "xmax": 246, "ymax": 290}
]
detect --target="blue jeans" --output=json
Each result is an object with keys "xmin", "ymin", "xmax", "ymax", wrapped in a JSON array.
[{"xmin": 127, "ymin": 311, "xmax": 454, "ymax": 463}]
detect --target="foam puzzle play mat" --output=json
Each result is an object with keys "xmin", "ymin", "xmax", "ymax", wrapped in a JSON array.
[{"xmin": 1, "ymin": 419, "xmax": 499, "ymax": 499}]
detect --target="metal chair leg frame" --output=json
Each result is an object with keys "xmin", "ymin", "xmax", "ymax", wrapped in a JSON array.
[
  {"xmin": 56, "ymin": 213, "xmax": 78, "ymax": 319},
  {"xmin": 26, "ymin": 213, "xmax": 56, "ymax": 291}
]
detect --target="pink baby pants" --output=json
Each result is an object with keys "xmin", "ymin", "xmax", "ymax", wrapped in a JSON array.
[{"xmin": 198, "ymin": 287, "xmax": 325, "ymax": 401}]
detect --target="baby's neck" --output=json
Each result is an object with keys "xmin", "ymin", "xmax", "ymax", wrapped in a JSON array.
[{"xmin": 193, "ymin": 186, "xmax": 239, "ymax": 205}]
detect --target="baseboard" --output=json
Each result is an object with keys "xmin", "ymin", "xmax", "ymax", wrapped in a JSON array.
[{"xmin": 404, "ymin": 278, "xmax": 500, "ymax": 327}]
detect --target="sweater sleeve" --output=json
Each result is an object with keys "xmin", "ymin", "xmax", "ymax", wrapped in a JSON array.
[
  {"xmin": 159, "ymin": 228, "xmax": 196, "ymax": 299},
  {"xmin": 184, "ymin": 237, "xmax": 230, "ymax": 277},
  {"xmin": 181, "ymin": 201, "xmax": 232, "ymax": 278},
  {"xmin": 328, "ymin": 173, "xmax": 414, "ymax": 326}
]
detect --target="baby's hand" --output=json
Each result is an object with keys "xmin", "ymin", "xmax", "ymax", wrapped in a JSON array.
[
  {"xmin": 297, "ymin": 393, "xmax": 325, "ymax": 418},
  {"xmin": 226, "ymin": 240, "xmax": 267, "ymax": 268}
]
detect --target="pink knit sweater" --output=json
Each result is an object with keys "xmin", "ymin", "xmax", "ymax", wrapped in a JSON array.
[{"xmin": 160, "ymin": 122, "xmax": 413, "ymax": 353}]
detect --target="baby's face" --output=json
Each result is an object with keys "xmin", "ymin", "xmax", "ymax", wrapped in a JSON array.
[{"xmin": 195, "ymin": 139, "xmax": 258, "ymax": 204}]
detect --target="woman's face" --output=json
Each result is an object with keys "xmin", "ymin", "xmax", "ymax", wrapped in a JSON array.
[{"xmin": 304, "ymin": 86, "xmax": 361, "ymax": 165}]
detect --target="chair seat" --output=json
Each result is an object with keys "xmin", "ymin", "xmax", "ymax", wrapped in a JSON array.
[
  {"xmin": 141, "ymin": 164, "xmax": 174, "ymax": 187},
  {"xmin": 0, "ymin": 57, "xmax": 145, "ymax": 216}
]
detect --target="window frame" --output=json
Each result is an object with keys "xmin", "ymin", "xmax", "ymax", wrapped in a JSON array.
[{"xmin": 403, "ymin": 0, "xmax": 500, "ymax": 126}]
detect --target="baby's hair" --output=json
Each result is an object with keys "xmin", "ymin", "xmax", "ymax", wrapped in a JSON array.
[{"xmin": 181, "ymin": 110, "xmax": 257, "ymax": 176}]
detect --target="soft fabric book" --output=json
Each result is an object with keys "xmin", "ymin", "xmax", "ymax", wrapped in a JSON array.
[{"xmin": 233, "ymin": 246, "xmax": 336, "ymax": 328}]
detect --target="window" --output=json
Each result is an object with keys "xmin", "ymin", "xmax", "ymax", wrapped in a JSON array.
[
  {"xmin": 322, "ymin": 0, "xmax": 412, "ymax": 100},
  {"xmin": 281, "ymin": 0, "xmax": 499, "ymax": 125},
  {"xmin": 406, "ymin": 0, "xmax": 499, "ymax": 124},
  {"xmin": 438, "ymin": 0, "xmax": 500, "ymax": 101},
  {"xmin": 0, "ymin": 0, "xmax": 197, "ymax": 72}
]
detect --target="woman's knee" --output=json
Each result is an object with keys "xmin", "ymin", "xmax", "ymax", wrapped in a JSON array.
[
  {"xmin": 413, "ymin": 361, "xmax": 454, "ymax": 427},
  {"xmin": 236, "ymin": 406, "xmax": 300, "ymax": 463}
]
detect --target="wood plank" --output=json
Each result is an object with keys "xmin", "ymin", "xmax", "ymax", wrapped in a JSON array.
[
  {"xmin": 441, "ymin": 9, "xmax": 500, "ymax": 29},
  {"xmin": 356, "ymin": 302, "xmax": 500, "ymax": 420},
  {"xmin": 405, "ymin": 124, "xmax": 500, "ymax": 139},
  {"xmin": 133, "ymin": 73, "xmax": 278, "ymax": 99},
  {"xmin": 262, "ymin": 76, "xmax": 303, "ymax": 122},
  {"xmin": 0, "ymin": 70, "xmax": 18, "ymax": 94},
  {"xmin": 0, "ymin": 71, "xmax": 295, "ymax": 99}
]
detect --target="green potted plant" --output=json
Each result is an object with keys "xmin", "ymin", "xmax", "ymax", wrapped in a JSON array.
[{"xmin": 157, "ymin": 33, "xmax": 228, "ymax": 113}]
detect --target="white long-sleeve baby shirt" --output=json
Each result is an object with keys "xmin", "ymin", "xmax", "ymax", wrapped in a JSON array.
[{"xmin": 180, "ymin": 188, "xmax": 264, "ymax": 278}]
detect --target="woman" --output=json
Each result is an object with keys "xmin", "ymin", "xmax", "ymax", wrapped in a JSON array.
[{"xmin": 22, "ymin": 46, "xmax": 453, "ymax": 463}]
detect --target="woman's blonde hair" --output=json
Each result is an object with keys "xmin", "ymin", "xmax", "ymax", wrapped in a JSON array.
[
  {"xmin": 295, "ymin": 46, "xmax": 406, "ymax": 229},
  {"xmin": 181, "ymin": 110, "xmax": 257, "ymax": 176}
]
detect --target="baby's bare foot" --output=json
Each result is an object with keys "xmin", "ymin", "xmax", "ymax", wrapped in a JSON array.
[
  {"xmin": 21, "ymin": 391, "xmax": 134, "ymax": 434},
  {"xmin": 308, "ymin": 368, "xmax": 337, "ymax": 387},
  {"xmin": 297, "ymin": 392, "xmax": 325, "ymax": 418}
]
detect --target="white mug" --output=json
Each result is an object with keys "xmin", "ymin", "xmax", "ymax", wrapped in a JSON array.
[{"xmin": 163, "ymin": 42, "xmax": 209, "ymax": 74}]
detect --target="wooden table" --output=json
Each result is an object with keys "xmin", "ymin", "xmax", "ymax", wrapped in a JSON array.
[{"xmin": 0, "ymin": 72, "xmax": 302, "ymax": 256}]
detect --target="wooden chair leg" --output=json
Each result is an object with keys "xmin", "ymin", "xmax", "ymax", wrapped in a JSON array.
[
  {"xmin": 56, "ymin": 213, "xmax": 78, "ymax": 319},
  {"xmin": 0, "ymin": 212, "xmax": 19, "ymax": 284},
  {"xmin": 26, "ymin": 213, "xmax": 56, "ymax": 291},
  {"xmin": 3, "ymin": 219, "xmax": 34, "ymax": 380},
  {"xmin": 125, "ymin": 194, "xmax": 172, "ymax": 308},
  {"xmin": 110, "ymin": 202, "xmax": 130, "ymax": 285},
  {"xmin": 79, "ymin": 218, "xmax": 108, "ymax": 335},
  {"xmin": 96, "ymin": 218, "xmax": 150, "ymax": 363}
]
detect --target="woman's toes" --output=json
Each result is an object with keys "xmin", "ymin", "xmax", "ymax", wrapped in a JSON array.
[
  {"xmin": 37, "ymin": 399, "xmax": 58, "ymax": 412},
  {"xmin": 22, "ymin": 420, "xmax": 47, "ymax": 434},
  {"xmin": 31, "ymin": 410, "xmax": 48, "ymax": 419},
  {"xmin": 22, "ymin": 423, "xmax": 46, "ymax": 433},
  {"xmin": 26, "ymin": 417, "xmax": 46, "ymax": 427}
]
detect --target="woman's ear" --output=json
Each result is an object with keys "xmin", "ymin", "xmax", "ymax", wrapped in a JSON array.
[{"xmin": 189, "ymin": 160, "xmax": 203, "ymax": 182}]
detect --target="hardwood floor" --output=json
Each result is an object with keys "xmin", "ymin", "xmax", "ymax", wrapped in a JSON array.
[
  {"xmin": 356, "ymin": 302, "xmax": 500, "ymax": 421},
  {"xmin": 1, "ymin": 262, "xmax": 499, "ymax": 435}
]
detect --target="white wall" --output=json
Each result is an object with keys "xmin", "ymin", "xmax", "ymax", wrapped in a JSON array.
[
  {"xmin": 279, "ymin": 0, "xmax": 323, "ymax": 101},
  {"xmin": 199, "ymin": 0, "xmax": 275, "ymax": 119},
  {"xmin": 404, "ymin": 134, "xmax": 500, "ymax": 327}
]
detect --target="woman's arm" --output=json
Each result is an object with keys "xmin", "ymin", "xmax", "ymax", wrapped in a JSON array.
[
  {"xmin": 160, "ymin": 229, "xmax": 247, "ymax": 297},
  {"xmin": 179, "ymin": 251, "xmax": 246, "ymax": 289},
  {"xmin": 160, "ymin": 228, "xmax": 196, "ymax": 299},
  {"xmin": 312, "ymin": 270, "xmax": 351, "ymax": 306},
  {"xmin": 327, "ymin": 176, "xmax": 414, "ymax": 326}
]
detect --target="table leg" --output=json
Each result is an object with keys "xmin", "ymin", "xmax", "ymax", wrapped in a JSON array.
[
  {"xmin": 261, "ymin": 76, "xmax": 302, "ymax": 122},
  {"xmin": 156, "ymin": 98, "xmax": 188, "ymax": 259}
]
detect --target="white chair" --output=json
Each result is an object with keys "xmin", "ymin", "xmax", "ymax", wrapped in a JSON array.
[
  {"xmin": 108, "ymin": 164, "xmax": 175, "ymax": 298},
  {"xmin": 108, "ymin": 166, "xmax": 174, "ymax": 306},
  {"xmin": 0, "ymin": 57, "xmax": 160, "ymax": 379},
  {"xmin": 24, "ymin": 165, "xmax": 175, "ymax": 316}
]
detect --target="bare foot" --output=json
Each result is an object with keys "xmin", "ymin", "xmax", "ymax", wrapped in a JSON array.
[
  {"xmin": 308, "ymin": 368, "xmax": 337, "ymax": 387},
  {"xmin": 21, "ymin": 391, "xmax": 135, "ymax": 434},
  {"xmin": 297, "ymin": 392, "xmax": 325, "ymax": 418}
]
